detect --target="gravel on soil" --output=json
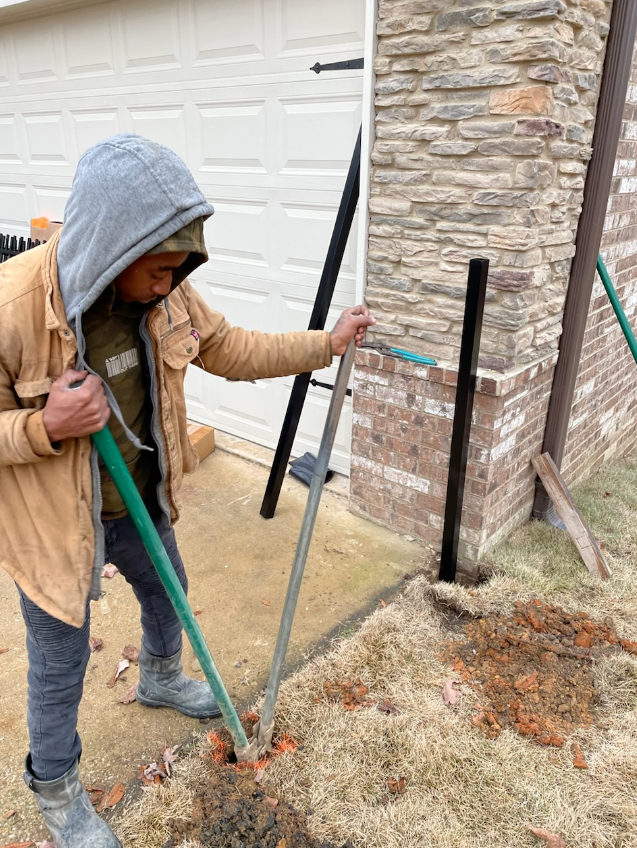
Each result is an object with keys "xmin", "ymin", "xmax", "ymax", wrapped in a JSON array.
[{"xmin": 443, "ymin": 598, "xmax": 637, "ymax": 747}]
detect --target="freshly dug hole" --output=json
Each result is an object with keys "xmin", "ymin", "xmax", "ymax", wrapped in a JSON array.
[
  {"xmin": 166, "ymin": 721, "xmax": 353, "ymax": 848},
  {"xmin": 167, "ymin": 763, "xmax": 353, "ymax": 848}
]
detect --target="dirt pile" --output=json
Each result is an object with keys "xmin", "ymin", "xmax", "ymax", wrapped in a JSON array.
[
  {"xmin": 444, "ymin": 599, "xmax": 637, "ymax": 747},
  {"xmin": 166, "ymin": 722, "xmax": 352, "ymax": 848},
  {"xmin": 167, "ymin": 763, "xmax": 352, "ymax": 848}
]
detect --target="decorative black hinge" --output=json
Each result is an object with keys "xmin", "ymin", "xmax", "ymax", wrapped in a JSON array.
[
  {"xmin": 310, "ymin": 377, "xmax": 353, "ymax": 397},
  {"xmin": 310, "ymin": 58, "xmax": 364, "ymax": 74}
]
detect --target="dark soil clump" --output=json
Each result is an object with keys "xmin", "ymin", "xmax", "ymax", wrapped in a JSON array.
[
  {"xmin": 168, "ymin": 762, "xmax": 351, "ymax": 848},
  {"xmin": 443, "ymin": 599, "xmax": 637, "ymax": 747},
  {"xmin": 166, "ymin": 722, "xmax": 352, "ymax": 848}
]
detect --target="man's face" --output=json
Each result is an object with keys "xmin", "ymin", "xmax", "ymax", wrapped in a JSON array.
[{"xmin": 113, "ymin": 251, "xmax": 190, "ymax": 303}]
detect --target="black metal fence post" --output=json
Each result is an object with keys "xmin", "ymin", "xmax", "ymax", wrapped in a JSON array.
[
  {"xmin": 260, "ymin": 127, "xmax": 362, "ymax": 520},
  {"xmin": 439, "ymin": 258, "xmax": 490, "ymax": 583},
  {"xmin": 0, "ymin": 234, "xmax": 41, "ymax": 263}
]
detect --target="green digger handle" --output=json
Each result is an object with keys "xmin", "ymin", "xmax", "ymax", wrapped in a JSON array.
[
  {"xmin": 597, "ymin": 254, "xmax": 637, "ymax": 366},
  {"xmin": 91, "ymin": 425, "xmax": 248, "ymax": 750}
]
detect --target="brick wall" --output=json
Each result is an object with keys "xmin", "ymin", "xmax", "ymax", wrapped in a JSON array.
[
  {"xmin": 351, "ymin": 350, "xmax": 556, "ymax": 561},
  {"xmin": 349, "ymin": 0, "xmax": 617, "ymax": 560},
  {"xmin": 562, "ymin": 39, "xmax": 637, "ymax": 482}
]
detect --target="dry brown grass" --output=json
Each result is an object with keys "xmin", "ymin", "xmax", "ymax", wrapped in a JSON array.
[{"xmin": 117, "ymin": 455, "xmax": 637, "ymax": 848}]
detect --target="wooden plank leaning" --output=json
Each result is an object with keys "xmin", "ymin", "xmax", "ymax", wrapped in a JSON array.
[{"xmin": 532, "ymin": 452, "xmax": 611, "ymax": 579}]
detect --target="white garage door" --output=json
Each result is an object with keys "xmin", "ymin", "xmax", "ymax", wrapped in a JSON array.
[{"xmin": 0, "ymin": 0, "xmax": 365, "ymax": 474}]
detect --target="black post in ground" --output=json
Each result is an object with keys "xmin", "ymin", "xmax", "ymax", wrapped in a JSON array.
[
  {"xmin": 260, "ymin": 127, "xmax": 361, "ymax": 520},
  {"xmin": 439, "ymin": 258, "xmax": 490, "ymax": 583}
]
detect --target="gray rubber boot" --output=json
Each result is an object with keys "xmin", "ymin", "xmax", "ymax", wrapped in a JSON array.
[
  {"xmin": 24, "ymin": 756, "xmax": 122, "ymax": 848},
  {"xmin": 136, "ymin": 646, "xmax": 221, "ymax": 719}
]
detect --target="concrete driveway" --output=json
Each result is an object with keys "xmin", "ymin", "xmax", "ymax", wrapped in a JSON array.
[{"xmin": 0, "ymin": 434, "xmax": 421, "ymax": 845}]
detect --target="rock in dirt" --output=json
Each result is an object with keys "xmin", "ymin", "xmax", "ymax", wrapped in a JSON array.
[{"xmin": 168, "ymin": 763, "xmax": 353, "ymax": 848}]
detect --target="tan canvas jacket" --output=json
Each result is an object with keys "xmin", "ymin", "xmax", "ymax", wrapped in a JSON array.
[{"xmin": 0, "ymin": 233, "xmax": 332, "ymax": 627}]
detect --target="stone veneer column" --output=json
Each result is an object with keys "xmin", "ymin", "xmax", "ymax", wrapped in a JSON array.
[{"xmin": 350, "ymin": 0, "xmax": 613, "ymax": 562}]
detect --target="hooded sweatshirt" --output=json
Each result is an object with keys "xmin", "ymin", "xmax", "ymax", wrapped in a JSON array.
[
  {"xmin": 57, "ymin": 133, "xmax": 213, "ymax": 519},
  {"xmin": 0, "ymin": 133, "xmax": 332, "ymax": 626}
]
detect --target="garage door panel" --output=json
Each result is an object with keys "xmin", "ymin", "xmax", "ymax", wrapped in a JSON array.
[
  {"xmin": 195, "ymin": 374, "xmax": 283, "ymax": 438},
  {"xmin": 281, "ymin": 202, "xmax": 357, "ymax": 278},
  {"xmin": 198, "ymin": 279, "xmax": 271, "ymax": 328},
  {"xmin": 122, "ymin": 3, "xmax": 182, "ymax": 73},
  {"xmin": 192, "ymin": 0, "xmax": 266, "ymax": 66},
  {"xmin": 62, "ymin": 14, "xmax": 115, "ymax": 79},
  {"xmin": 71, "ymin": 108, "xmax": 120, "ymax": 155},
  {"xmin": 32, "ymin": 184, "xmax": 70, "ymax": 222},
  {"xmin": 23, "ymin": 112, "xmax": 68, "ymax": 165},
  {"xmin": 278, "ymin": 0, "xmax": 365, "ymax": 55},
  {"xmin": 0, "ymin": 36, "xmax": 10, "ymax": 87},
  {"xmin": 0, "ymin": 115, "xmax": 21, "ymax": 163},
  {"xmin": 12, "ymin": 25, "xmax": 57, "ymax": 84},
  {"xmin": 195, "ymin": 99, "xmax": 268, "ymax": 174},
  {"xmin": 128, "ymin": 105, "xmax": 189, "ymax": 161},
  {"xmin": 204, "ymin": 199, "xmax": 270, "ymax": 268},
  {"xmin": 0, "ymin": 183, "xmax": 29, "ymax": 229},
  {"xmin": 0, "ymin": 0, "xmax": 364, "ymax": 476},
  {"xmin": 279, "ymin": 95, "xmax": 361, "ymax": 174}
]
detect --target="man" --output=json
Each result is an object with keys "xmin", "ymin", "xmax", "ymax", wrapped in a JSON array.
[{"xmin": 0, "ymin": 134, "xmax": 374, "ymax": 848}]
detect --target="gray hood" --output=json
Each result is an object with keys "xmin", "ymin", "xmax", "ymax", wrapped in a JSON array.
[
  {"xmin": 56, "ymin": 133, "xmax": 213, "ymax": 449},
  {"xmin": 58, "ymin": 133, "xmax": 214, "ymax": 325}
]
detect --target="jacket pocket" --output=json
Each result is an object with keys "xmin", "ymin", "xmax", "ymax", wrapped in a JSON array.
[
  {"xmin": 14, "ymin": 378, "xmax": 53, "ymax": 409},
  {"xmin": 161, "ymin": 325, "xmax": 200, "ymax": 370}
]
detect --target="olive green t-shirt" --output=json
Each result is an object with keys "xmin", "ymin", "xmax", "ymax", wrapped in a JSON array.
[{"xmin": 83, "ymin": 286, "xmax": 158, "ymax": 519}]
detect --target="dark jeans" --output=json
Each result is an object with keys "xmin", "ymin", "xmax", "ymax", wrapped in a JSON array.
[{"xmin": 19, "ymin": 509, "xmax": 187, "ymax": 781}]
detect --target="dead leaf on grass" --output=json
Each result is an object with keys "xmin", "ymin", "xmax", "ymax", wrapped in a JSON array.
[
  {"xmin": 387, "ymin": 776, "xmax": 407, "ymax": 795},
  {"xmin": 379, "ymin": 599, "xmax": 387, "ymax": 608},
  {"xmin": 86, "ymin": 786, "xmax": 104, "ymax": 807},
  {"xmin": 261, "ymin": 598, "xmax": 271, "ymax": 607},
  {"xmin": 121, "ymin": 644, "xmax": 139, "ymax": 663},
  {"xmin": 377, "ymin": 699, "xmax": 401, "ymax": 715},
  {"xmin": 0, "ymin": 842, "xmax": 35, "ymax": 848},
  {"xmin": 620, "ymin": 638, "xmax": 637, "ymax": 656},
  {"xmin": 97, "ymin": 782, "xmax": 125, "ymax": 812},
  {"xmin": 442, "ymin": 679, "xmax": 461, "ymax": 706},
  {"xmin": 571, "ymin": 742, "xmax": 588, "ymax": 769},
  {"xmin": 102, "ymin": 564, "xmax": 119, "ymax": 579},
  {"xmin": 323, "ymin": 679, "xmax": 372, "ymax": 711},
  {"xmin": 194, "ymin": 609, "xmax": 203, "ymax": 616},
  {"xmin": 1, "ymin": 810, "xmax": 16, "ymax": 821},
  {"xmin": 528, "ymin": 827, "xmax": 569, "ymax": 848},
  {"xmin": 120, "ymin": 684, "xmax": 137, "ymax": 705},
  {"xmin": 89, "ymin": 636, "xmax": 103, "ymax": 653},
  {"xmin": 264, "ymin": 796, "xmax": 279, "ymax": 809},
  {"xmin": 162, "ymin": 744, "xmax": 181, "ymax": 778},
  {"xmin": 0, "ymin": 647, "xmax": 9, "ymax": 655},
  {"xmin": 107, "ymin": 658, "xmax": 130, "ymax": 688}
]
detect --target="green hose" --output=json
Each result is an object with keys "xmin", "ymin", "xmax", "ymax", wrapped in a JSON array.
[
  {"xmin": 597, "ymin": 254, "xmax": 637, "ymax": 365},
  {"xmin": 92, "ymin": 426, "xmax": 248, "ymax": 750}
]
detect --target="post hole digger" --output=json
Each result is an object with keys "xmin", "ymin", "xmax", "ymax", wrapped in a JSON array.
[{"xmin": 90, "ymin": 339, "xmax": 356, "ymax": 764}]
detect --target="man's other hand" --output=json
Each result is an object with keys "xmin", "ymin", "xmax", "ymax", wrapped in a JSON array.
[
  {"xmin": 42, "ymin": 370, "xmax": 111, "ymax": 443},
  {"xmin": 329, "ymin": 306, "xmax": 376, "ymax": 356}
]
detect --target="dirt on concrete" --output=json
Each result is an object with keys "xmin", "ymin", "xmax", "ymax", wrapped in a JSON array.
[
  {"xmin": 0, "ymin": 436, "xmax": 419, "ymax": 845},
  {"xmin": 443, "ymin": 598, "xmax": 637, "ymax": 749}
]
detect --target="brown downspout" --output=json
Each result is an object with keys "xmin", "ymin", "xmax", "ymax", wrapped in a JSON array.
[{"xmin": 533, "ymin": 0, "xmax": 637, "ymax": 519}]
